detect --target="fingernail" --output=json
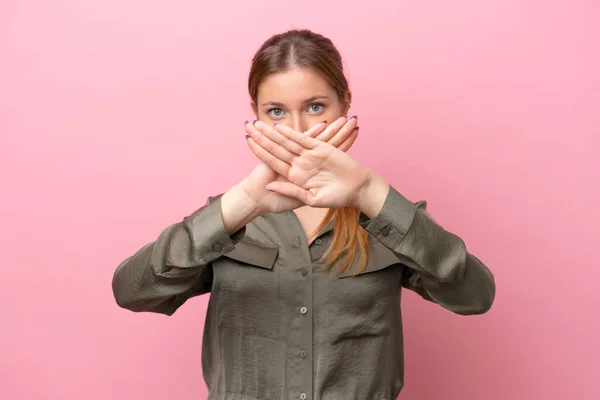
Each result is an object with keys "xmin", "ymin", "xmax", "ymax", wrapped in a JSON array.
[
  {"xmin": 245, "ymin": 135, "xmax": 250, "ymax": 140},
  {"xmin": 356, "ymin": 126, "xmax": 360, "ymax": 131},
  {"xmin": 344, "ymin": 114, "xmax": 348, "ymax": 118},
  {"xmin": 351, "ymin": 115, "xmax": 358, "ymax": 120},
  {"xmin": 321, "ymin": 120, "xmax": 327, "ymax": 124},
  {"xmin": 273, "ymin": 123, "xmax": 277, "ymax": 127},
  {"xmin": 243, "ymin": 120, "xmax": 249, "ymax": 126},
  {"xmin": 252, "ymin": 120, "xmax": 257, "ymax": 125},
  {"xmin": 265, "ymin": 184, "xmax": 270, "ymax": 190}
]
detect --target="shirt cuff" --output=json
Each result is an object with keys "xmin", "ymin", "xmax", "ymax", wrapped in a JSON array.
[
  {"xmin": 359, "ymin": 185, "xmax": 417, "ymax": 250},
  {"xmin": 184, "ymin": 195, "xmax": 247, "ymax": 263}
]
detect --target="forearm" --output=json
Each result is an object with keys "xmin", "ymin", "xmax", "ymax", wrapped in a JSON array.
[
  {"xmin": 112, "ymin": 222, "xmax": 211, "ymax": 314},
  {"xmin": 356, "ymin": 174, "xmax": 495, "ymax": 315},
  {"xmin": 112, "ymin": 190, "xmax": 250, "ymax": 315}
]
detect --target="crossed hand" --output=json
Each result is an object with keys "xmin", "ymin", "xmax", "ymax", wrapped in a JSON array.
[{"xmin": 243, "ymin": 116, "xmax": 373, "ymax": 210}]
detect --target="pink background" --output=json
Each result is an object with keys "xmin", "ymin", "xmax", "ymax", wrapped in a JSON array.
[{"xmin": 1, "ymin": 1, "xmax": 599, "ymax": 399}]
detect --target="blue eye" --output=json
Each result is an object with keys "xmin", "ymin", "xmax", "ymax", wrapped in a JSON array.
[
  {"xmin": 268, "ymin": 108, "xmax": 284, "ymax": 118},
  {"xmin": 308, "ymin": 103, "xmax": 324, "ymax": 113}
]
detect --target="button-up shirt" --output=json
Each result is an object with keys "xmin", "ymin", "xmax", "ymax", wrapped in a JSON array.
[{"xmin": 112, "ymin": 185, "xmax": 495, "ymax": 400}]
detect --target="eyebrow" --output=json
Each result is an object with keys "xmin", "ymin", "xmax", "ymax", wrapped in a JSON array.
[{"xmin": 260, "ymin": 95, "xmax": 330, "ymax": 107}]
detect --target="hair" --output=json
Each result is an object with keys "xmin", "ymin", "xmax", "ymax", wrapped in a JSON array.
[{"xmin": 248, "ymin": 29, "xmax": 371, "ymax": 275}]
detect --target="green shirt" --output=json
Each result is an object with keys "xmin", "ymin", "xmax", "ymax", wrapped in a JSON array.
[{"xmin": 112, "ymin": 185, "xmax": 495, "ymax": 400}]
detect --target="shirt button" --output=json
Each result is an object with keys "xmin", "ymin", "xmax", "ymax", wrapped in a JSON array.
[
  {"xmin": 300, "ymin": 306, "xmax": 307, "ymax": 314},
  {"xmin": 214, "ymin": 244, "xmax": 222, "ymax": 252},
  {"xmin": 382, "ymin": 227, "xmax": 390, "ymax": 237},
  {"xmin": 300, "ymin": 393, "xmax": 307, "ymax": 400},
  {"xmin": 314, "ymin": 238, "xmax": 323, "ymax": 245},
  {"xmin": 301, "ymin": 268, "xmax": 308, "ymax": 276},
  {"xmin": 299, "ymin": 349, "xmax": 307, "ymax": 358}
]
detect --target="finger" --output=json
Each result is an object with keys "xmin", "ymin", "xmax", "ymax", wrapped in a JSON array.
[
  {"xmin": 245, "ymin": 136, "xmax": 291, "ymax": 178},
  {"xmin": 245, "ymin": 122, "xmax": 297, "ymax": 162},
  {"xmin": 314, "ymin": 115, "xmax": 349, "ymax": 143},
  {"xmin": 254, "ymin": 121, "xmax": 307, "ymax": 155},
  {"xmin": 337, "ymin": 127, "xmax": 359, "ymax": 152},
  {"xmin": 305, "ymin": 120, "xmax": 328, "ymax": 138},
  {"xmin": 272, "ymin": 122, "xmax": 320, "ymax": 150},
  {"xmin": 265, "ymin": 181, "xmax": 312, "ymax": 204},
  {"xmin": 327, "ymin": 117, "xmax": 358, "ymax": 148}
]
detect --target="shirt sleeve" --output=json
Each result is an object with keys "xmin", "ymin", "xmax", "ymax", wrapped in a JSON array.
[
  {"xmin": 111, "ymin": 194, "xmax": 246, "ymax": 316},
  {"xmin": 359, "ymin": 185, "xmax": 496, "ymax": 315}
]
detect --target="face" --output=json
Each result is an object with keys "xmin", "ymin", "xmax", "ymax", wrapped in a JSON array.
[{"xmin": 252, "ymin": 67, "xmax": 351, "ymax": 133}]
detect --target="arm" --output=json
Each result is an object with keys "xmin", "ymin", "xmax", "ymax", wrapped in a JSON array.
[
  {"xmin": 355, "ymin": 172, "xmax": 496, "ymax": 315},
  {"xmin": 111, "ymin": 183, "xmax": 262, "ymax": 316}
]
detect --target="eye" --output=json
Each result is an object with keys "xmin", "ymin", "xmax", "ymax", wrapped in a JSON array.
[
  {"xmin": 268, "ymin": 108, "xmax": 284, "ymax": 118},
  {"xmin": 307, "ymin": 103, "xmax": 324, "ymax": 113}
]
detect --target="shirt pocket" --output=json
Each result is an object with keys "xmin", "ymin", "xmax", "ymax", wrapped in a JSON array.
[
  {"xmin": 212, "ymin": 238, "xmax": 281, "ymax": 340},
  {"xmin": 325, "ymin": 241, "xmax": 401, "ymax": 343},
  {"xmin": 337, "ymin": 239, "xmax": 401, "ymax": 278}
]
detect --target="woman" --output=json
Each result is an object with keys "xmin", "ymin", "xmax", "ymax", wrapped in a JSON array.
[{"xmin": 112, "ymin": 29, "xmax": 495, "ymax": 400}]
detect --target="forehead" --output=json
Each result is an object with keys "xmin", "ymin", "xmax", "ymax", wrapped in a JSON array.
[{"xmin": 257, "ymin": 67, "xmax": 336, "ymax": 105}]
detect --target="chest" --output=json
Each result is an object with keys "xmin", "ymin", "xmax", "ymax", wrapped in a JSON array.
[{"xmin": 209, "ymin": 214, "xmax": 404, "ymax": 342}]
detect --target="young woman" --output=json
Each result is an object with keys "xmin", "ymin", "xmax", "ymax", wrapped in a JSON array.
[{"xmin": 112, "ymin": 29, "xmax": 496, "ymax": 400}]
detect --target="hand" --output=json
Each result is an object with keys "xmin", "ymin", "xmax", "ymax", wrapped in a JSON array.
[
  {"xmin": 245, "ymin": 120, "xmax": 373, "ymax": 209},
  {"xmin": 241, "ymin": 116, "xmax": 359, "ymax": 214}
]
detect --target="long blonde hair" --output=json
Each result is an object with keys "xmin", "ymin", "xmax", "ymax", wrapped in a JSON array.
[{"xmin": 248, "ymin": 29, "xmax": 371, "ymax": 274}]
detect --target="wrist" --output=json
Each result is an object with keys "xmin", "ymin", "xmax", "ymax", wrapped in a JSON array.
[
  {"xmin": 221, "ymin": 182, "xmax": 264, "ymax": 235},
  {"xmin": 353, "ymin": 170, "xmax": 390, "ymax": 219}
]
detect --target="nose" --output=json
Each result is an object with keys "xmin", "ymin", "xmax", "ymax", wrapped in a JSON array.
[{"xmin": 291, "ymin": 116, "xmax": 308, "ymax": 134}]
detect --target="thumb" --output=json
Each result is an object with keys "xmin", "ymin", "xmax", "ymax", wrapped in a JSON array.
[{"xmin": 266, "ymin": 181, "xmax": 311, "ymax": 204}]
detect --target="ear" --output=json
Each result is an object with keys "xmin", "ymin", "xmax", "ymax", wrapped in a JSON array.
[
  {"xmin": 250, "ymin": 100, "xmax": 258, "ymax": 119},
  {"xmin": 343, "ymin": 90, "xmax": 352, "ymax": 114}
]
